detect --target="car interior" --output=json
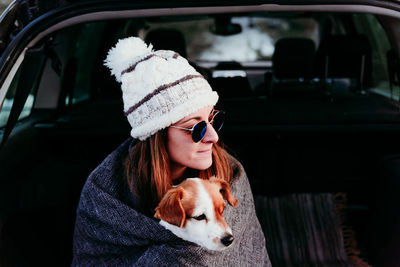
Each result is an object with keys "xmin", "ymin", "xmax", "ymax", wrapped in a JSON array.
[{"xmin": 1, "ymin": 4, "xmax": 400, "ymax": 267}]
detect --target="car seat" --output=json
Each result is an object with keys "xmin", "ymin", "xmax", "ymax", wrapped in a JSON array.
[
  {"xmin": 145, "ymin": 28, "xmax": 187, "ymax": 57},
  {"xmin": 210, "ymin": 61, "xmax": 253, "ymax": 100},
  {"xmin": 269, "ymin": 37, "xmax": 317, "ymax": 97},
  {"xmin": 145, "ymin": 28, "xmax": 211, "ymax": 80},
  {"xmin": 315, "ymin": 34, "xmax": 372, "ymax": 93}
]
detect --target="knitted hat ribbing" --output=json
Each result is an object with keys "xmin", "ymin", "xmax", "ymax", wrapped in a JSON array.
[{"xmin": 105, "ymin": 37, "xmax": 219, "ymax": 141}]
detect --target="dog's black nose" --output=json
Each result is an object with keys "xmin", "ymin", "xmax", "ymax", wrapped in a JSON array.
[{"xmin": 221, "ymin": 234, "xmax": 234, "ymax": 246}]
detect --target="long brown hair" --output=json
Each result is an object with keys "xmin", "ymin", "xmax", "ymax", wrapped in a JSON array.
[{"xmin": 124, "ymin": 128, "xmax": 237, "ymax": 212}]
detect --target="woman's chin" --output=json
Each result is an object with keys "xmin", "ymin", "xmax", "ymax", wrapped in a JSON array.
[{"xmin": 191, "ymin": 157, "xmax": 213, "ymax": 170}]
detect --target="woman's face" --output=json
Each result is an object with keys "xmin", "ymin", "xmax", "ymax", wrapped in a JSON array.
[{"xmin": 167, "ymin": 106, "xmax": 219, "ymax": 180}]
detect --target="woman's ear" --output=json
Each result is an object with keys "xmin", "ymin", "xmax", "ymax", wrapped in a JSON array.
[
  {"xmin": 210, "ymin": 177, "xmax": 238, "ymax": 207},
  {"xmin": 154, "ymin": 187, "xmax": 186, "ymax": 227}
]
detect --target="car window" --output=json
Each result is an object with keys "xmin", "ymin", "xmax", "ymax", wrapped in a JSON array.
[
  {"xmin": 142, "ymin": 16, "xmax": 319, "ymax": 62},
  {"xmin": 70, "ymin": 22, "xmax": 107, "ymax": 104},
  {"xmin": 0, "ymin": 0, "xmax": 12, "ymax": 13},
  {"xmin": 0, "ymin": 22, "xmax": 105, "ymax": 129},
  {"xmin": 0, "ymin": 67, "xmax": 34, "ymax": 128},
  {"xmin": 353, "ymin": 14, "xmax": 398, "ymax": 99}
]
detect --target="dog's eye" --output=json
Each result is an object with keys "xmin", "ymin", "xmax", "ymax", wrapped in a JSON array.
[{"xmin": 193, "ymin": 214, "xmax": 206, "ymax": 221}]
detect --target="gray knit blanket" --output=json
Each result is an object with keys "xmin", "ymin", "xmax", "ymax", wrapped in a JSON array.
[{"xmin": 72, "ymin": 138, "xmax": 271, "ymax": 266}]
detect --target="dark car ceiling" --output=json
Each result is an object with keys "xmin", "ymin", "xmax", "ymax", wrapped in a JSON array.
[
  {"xmin": 5, "ymin": 0, "xmax": 400, "ymax": 26},
  {"xmin": 2, "ymin": 0, "xmax": 400, "ymax": 37},
  {"xmin": 1, "ymin": 0, "xmax": 399, "ymax": 48}
]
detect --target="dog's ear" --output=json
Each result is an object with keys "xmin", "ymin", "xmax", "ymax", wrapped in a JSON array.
[
  {"xmin": 154, "ymin": 187, "xmax": 186, "ymax": 227},
  {"xmin": 211, "ymin": 177, "xmax": 238, "ymax": 207}
]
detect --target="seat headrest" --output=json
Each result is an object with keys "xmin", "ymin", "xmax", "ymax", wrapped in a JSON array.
[
  {"xmin": 315, "ymin": 34, "xmax": 372, "ymax": 83},
  {"xmin": 272, "ymin": 38, "xmax": 316, "ymax": 80},
  {"xmin": 145, "ymin": 28, "xmax": 187, "ymax": 58}
]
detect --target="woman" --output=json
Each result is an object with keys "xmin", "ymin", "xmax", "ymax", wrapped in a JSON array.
[{"xmin": 72, "ymin": 37, "xmax": 270, "ymax": 266}]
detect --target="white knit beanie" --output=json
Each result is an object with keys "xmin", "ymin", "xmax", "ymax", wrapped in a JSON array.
[{"xmin": 104, "ymin": 37, "xmax": 219, "ymax": 141}]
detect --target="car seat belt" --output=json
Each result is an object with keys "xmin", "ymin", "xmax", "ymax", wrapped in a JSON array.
[
  {"xmin": 359, "ymin": 54, "xmax": 365, "ymax": 93},
  {"xmin": 56, "ymin": 57, "xmax": 76, "ymax": 115},
  {"xmin": 0, "ymin": 45, "xmax": 46, "ymax": 149}
]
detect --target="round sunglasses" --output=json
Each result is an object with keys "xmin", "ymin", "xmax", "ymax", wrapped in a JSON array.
[{"xmin": 170, "ymin": 110, "xmax": 225, "ymax": 142}]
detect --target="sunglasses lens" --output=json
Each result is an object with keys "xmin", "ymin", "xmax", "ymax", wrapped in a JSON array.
[
  {"xmin": 192, "ymin": 121, "xmax": 207, "ymax": 142},
  {"xmin": 212, "ymin": 111, "xmax": 225, "ymax": 131}
]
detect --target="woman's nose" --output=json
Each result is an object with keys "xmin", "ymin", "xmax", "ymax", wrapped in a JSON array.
[{"xmin": 202, "ymin": 123, "xmax": 219, "ymax": 143}]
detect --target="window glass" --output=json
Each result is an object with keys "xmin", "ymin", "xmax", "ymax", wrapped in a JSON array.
[
  {"xmin": 52, "ymin": 21, "xmax": 107, "ymax": 107},
  {"xmin": 0, "ymin": 67, "xmax": 34, "ymax": 128},
  {"xmin": 71, "ymin": 22, "xmax": 106, "ymax": 103},
  {"xmin": 353, "ymin": 14, "xmax": 397, "ymax": 99},
  {"xmin": 143, "ymin": 16, "xmax": 319, "ymax": 62},
  {"xmin": 0, "ymin": 22, "xmax": 106, "ymax": 129}
]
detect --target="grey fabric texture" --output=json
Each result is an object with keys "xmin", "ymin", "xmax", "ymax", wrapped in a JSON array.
[{"xmin": 72, "ymin": 138, "xmax": 271, "ymax": 266}]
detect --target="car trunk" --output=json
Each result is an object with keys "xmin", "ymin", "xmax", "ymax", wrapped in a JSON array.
[{"xmin": 1, "ymin": 1, "xmax": 400, "ymax": 266}]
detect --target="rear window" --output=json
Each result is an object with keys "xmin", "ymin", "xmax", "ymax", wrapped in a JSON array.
[{"xmin": 142, "ymin": 16, "xmax": 319, "ymax": 62}]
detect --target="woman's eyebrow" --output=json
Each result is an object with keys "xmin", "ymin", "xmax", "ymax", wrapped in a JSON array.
[
  {"xmin": 180, "ymin": 116, "xmax": 202, "ymax": 124},
  {"xmin": 179, "ymin": 110, "xmax": 214, "ymax": 124}
]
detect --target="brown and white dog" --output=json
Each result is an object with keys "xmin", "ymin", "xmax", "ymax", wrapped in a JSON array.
[{"xmin": 154, "ymin": 177, "xmax": 238, "ymax": 251}]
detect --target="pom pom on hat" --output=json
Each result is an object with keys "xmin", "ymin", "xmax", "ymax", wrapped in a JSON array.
[
  {"xmin": 104, "ymin": 36, "xmax": 219, "ymax": 141},
  {"xmin": 104, "ymin": 37, "xmax": 153, "ymax": 82}
]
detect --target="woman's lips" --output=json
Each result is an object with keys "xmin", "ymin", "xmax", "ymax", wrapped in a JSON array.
[{"xmin": 198, "ymin": 148, "xmax": 212, "ymax": 153}]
